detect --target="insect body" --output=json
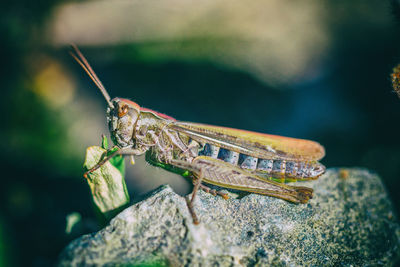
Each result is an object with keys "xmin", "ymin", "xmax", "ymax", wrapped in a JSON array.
[{"xmin": 71, "ymin": 46, "xmax": 326, "ymax": 224}]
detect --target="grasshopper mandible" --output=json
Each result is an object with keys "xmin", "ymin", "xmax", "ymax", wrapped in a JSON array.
[{"xmin": 70, "ymin": 45, "xmax": 326, "ymax": 224}]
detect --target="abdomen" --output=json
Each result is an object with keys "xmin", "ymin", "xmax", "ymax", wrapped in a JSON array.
[{"xmin": 198, "ymin": 143, "xmax": 325, "ymax": 182}]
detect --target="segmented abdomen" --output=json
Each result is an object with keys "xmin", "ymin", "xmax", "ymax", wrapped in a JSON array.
[{"xmin": 198, "ymin": 143, "xmax": 324, "ymax": 181}]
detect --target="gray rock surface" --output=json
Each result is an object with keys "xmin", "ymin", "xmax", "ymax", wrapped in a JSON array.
[{"xmin": 58, "ymin": 169, "xmax": 400, "ymax": 266}]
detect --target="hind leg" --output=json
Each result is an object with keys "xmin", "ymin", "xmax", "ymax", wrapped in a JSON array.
[
  {"xmin": 199, "ymin": 184, "xmax": 229, "ymax": 200},
  {"xmin": 168, "ymin": 159, "xmax": 205, "ymax": 224}
]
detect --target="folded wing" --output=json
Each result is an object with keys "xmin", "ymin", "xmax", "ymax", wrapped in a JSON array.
[{"xmin": 171, "ymin": 122, "xmax": 325, "ymax": 161}]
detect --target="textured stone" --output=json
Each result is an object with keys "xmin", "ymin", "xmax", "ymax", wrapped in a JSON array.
[{"xmin": 58, "ymin": 169, "xmax": 400, "ymax": 266}]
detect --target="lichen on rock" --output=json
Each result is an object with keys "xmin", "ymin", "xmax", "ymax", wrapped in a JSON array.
[{"xmin": 58, "ymin": 169, "xmax": 400, "ymax": 266}]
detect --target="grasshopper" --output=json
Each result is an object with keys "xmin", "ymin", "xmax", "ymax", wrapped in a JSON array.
[{"xmin": 70, "ymin": 45, "xmax": 326, "ymax": 224}]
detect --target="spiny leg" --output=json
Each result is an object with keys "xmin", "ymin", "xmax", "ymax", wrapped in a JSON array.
[
  {"xmin": 179, "ymin": 140, "xmax": 200, "ymax": 158},
  {"xmin": 191, "ymin": 156, "xmax": 314, "ymax": 204},
  {"xmin": 168, "ymin": 159, "xmax": 206, "ymax": 224},
  {"xmin": 85, "ymin": 130, "xmax": 163, "ymax": 178},
  {"xmin": 199, "ymin": 184, "xmax": 229, "ymax": 200},
  {"xmin": 188, "ymin": 175, "xmax": 203, "ymax": 225},
  {"xmin": 185, "ymin": 197, "xmax": 199, "ymax": 225},
  {"xmin": 84, "ymin": 147, "xmax": 147, "ymax": 178}
]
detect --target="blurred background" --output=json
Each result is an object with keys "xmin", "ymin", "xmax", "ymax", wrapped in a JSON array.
[{"xmin": 1, "ymin": 0, "xmax": 400, "ymax": 266}]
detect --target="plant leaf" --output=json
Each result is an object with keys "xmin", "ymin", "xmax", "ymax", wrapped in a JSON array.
[
  {"xmin": 101, "ymin": 135, "xmax": 125, "ymax": 177},
  {"xmin": 65, "ymin": 212, "xmax": 81, "ymax": 234},
  {"xmin": 101, "ymin": 134, "xmax": 109, "ymax": 150},
  {"xmin": 83, "ymin": 146, "xmax": 129, "ymax": 220}
]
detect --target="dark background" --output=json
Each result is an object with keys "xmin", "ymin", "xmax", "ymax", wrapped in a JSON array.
[{"xmin": 1, "ymin": 0, "xmax": 400, "ymax": 266}]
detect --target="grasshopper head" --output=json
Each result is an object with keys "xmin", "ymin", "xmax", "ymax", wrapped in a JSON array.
[
  {"xmin": 69, "ymin": 46, "xmax": 143, "ymax": 148},
  {"xmin": 107, "ymin": 98, "xmax": 141, "ymax": 148}
]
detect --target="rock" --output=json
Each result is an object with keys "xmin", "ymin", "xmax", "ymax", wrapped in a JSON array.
[{"xmin": 58, "ymin": 169, "xmax": 400, "ymax": 266}]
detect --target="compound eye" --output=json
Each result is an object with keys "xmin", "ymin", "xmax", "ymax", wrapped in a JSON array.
[{"xmin": 118, "ymin": 104, "xmax": 129, "ymax": 117}]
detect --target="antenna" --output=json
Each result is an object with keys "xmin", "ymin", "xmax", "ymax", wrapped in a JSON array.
[{"xmin": 69, "ymin": 44, "xmax": 114, "ymax": 108}]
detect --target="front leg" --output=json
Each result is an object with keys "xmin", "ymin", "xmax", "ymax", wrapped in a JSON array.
[{"xmin": 84, "ymin": 146, "xmax": 148, "ymax": 178}]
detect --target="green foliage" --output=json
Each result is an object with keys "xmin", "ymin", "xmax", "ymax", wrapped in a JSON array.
[
  {"xmin": 0, "ymin": 221, "xmax": 7, "ymax": 267},
  {"xmin": 65, "ymin": 212, "xmax": 82, "ymax": 235},
  {"xmin": 119, "ymin": 257, "xmax": 169, "ymax": 267},
  {"xmin": 101, "ymin": 134, "xmax": 109, "ymax": 150},
  {"xmin": 0, "ymin": 216, "xmax": 13, "ymax": 267},
  {"xmin": 102, "ymin": 135, "xmax": 125, "ymax": 177},
  {"xmin": 145, "ymin": 151, "xmax": 191, "ymax": 177}
]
